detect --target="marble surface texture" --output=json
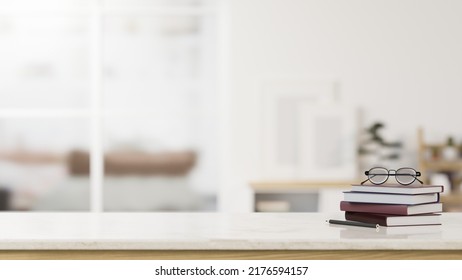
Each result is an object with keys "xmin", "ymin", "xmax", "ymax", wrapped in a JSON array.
[{"xmin": 0, "ymin": 212, "xmax": 460, "ymax": 250}]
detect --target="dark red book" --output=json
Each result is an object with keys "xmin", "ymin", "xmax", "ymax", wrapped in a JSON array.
[
  {"xmin": 340, "ymin": 201, "xmax": 442, "ymax": 215},
  {"xmin": 345, "ymin": 211, "xmax": 441, "ymax": 227}
]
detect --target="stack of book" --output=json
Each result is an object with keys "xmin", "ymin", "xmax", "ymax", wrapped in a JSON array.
[{"xmin": 340, "ymin": 184, "xmax": 444, "ymax": 226}]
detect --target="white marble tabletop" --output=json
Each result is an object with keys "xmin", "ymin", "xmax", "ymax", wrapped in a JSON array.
[{"xmin": 0, "ymin": 212, "xmax": 460, "ymax": 250}]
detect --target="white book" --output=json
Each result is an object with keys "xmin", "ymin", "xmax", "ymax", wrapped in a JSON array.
[
  {"xmin": 343, "ymin": 191, "xmax": 439, "ymax": 205},
  {"xmin": 350, "ymin": 184, "xmax": 443, "ymax": 195}
]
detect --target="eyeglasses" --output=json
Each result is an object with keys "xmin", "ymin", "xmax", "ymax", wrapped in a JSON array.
[{"xmin": 361, "ymin": 167, "xmax": 423, "ymax": 185}]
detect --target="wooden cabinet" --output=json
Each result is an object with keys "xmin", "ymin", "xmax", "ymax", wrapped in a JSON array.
[
  {"xmin": 418, "ymin": 128, "xmax": 462, "ymax": 211},
  {"xmin": 250, "ymin": 181, "xmax": 355, "ymax": 212}
]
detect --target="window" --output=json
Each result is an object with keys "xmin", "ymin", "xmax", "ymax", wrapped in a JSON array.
[{"xmin": 0, "ymin": 0, "xmax": 220, "ymax": 212}]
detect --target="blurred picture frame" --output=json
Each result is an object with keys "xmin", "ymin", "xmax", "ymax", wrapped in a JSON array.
[{"xmin": 260, "ymin": 79, "xmax": 357, "ymax": 181}]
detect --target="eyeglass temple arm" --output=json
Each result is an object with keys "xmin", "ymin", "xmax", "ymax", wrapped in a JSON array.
[
  {"xmin": 360, "ymin": 177, "xmax": 370, "ymax": 185},
  {"xmin": 415, "ymin": 177, "xmax": 424, "ymax": 184},
  {"xmin": 360, "ymin": 171, "xmax": 370, "ymax": 185},
  {"xmin": 415, "ymin": 171, "xmax": 423, "ymax": 184},
  {"xmin": 360, "ymin": 171, "xmax": 378, "ymax": 185}
]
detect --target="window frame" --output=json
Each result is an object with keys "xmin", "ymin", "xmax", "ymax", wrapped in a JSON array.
[{"xmin": 0, "ymin": 0, "xmax": 224, "ymax": 212}]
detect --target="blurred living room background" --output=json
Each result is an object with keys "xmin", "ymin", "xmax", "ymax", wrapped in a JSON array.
[{"xmin": 0, "ymin": 0, "xmax": 461, "ymax": 213}]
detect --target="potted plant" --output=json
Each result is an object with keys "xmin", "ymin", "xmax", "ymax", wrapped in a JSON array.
[{"xmin": 442, "ymin": 136, "xmax": 458, "ymax": 160}]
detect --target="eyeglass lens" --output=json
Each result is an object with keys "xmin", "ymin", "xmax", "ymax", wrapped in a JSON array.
[
  {"xmin": 368, "ymin": 167, "xmax": 389, "ymax": 184},
  {"xmin": 396, "ymin": 168, "xmax": 417, "ymax": 185}
]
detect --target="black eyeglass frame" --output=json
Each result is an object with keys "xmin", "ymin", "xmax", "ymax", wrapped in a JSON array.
[{"xmin": 360, "ymin": 167, "xmax": 423, "ymax": 185}]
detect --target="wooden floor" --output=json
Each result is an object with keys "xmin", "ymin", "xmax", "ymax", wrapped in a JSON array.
[{"xmin": 0, "ymin": 250, "xmax": 461, "ymax": 260}]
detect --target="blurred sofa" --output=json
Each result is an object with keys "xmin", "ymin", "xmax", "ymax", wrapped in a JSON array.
[
  {"xmin": 68, "ymin": 149, "xmax": 196, "ymax": 176},
  {"xmin": 0, "ymin": 149, "xmax": 204, "ymax": 211}
]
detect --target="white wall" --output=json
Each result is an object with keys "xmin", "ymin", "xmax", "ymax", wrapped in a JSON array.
[{"xmin": 220, "ymin": 0, "xmax": 462, "ymax": 212}]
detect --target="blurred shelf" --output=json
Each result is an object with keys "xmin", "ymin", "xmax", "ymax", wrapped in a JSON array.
[
  {"xmin": 418, "ymin": 127, "xmax": 462, "ymax": 182},
  {"xmin": 441, "ymin": 194, "xmax": 462, "ymax": 212},
  {"xmin": 421, "ymin": 160, "xmax": 462, "ymax": 172},
  {"xmin": 441, "ymin": 194, "xmax": 462, "ymax": 204},
  {"xmin": 418, "ymin": 127, "xmax": 462, "ymax": 211}
]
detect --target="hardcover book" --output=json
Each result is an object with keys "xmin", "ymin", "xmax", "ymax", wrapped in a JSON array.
[
  {"xmin": 345, "ymin": 211, "xmax": 441, "ymax": 227},
  {"xmin": 340, "ymin": 201, "xmax": 443, "ymax": 215},
  {"xmin": 343, "ymin": 191, "xmax": 439, "ymax": 205},
  {"xmin": 350, "ymin": 184, "xmax": 443, "ymax": 195}
]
